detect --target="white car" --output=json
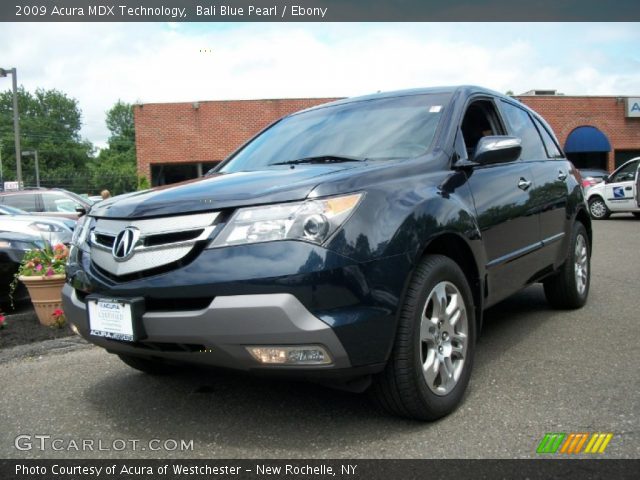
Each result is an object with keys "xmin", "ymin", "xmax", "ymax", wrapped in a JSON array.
[
  {"xmin": 585, "ymin": 157, "xmax": 640, "ymax": 220},
  {"xmin": 0, "ymin": 215, "xmax": 73, "ymax": 245}
]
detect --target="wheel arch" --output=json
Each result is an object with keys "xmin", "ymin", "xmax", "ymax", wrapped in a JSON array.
[
  {"xmin": 419, "ymin": 232, "xmax": 484, "ymax": 333},
  {"xmin": 575, "ymin": 207, "xmax": 593, "ymax": 250}
]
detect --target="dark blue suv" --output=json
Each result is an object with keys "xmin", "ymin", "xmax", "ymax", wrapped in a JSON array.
[{"xmin": 63, "ymin": 86, "xmax": 591, "ymax": 420}]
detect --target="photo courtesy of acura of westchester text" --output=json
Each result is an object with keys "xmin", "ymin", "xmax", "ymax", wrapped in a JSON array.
[{"xmin": 0, "ymin": 0, "xmax": 638, "ymax": 477}]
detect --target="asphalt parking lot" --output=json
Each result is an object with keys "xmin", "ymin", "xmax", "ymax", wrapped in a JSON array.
[{"xmin": 0, "ymin": 217, "xmax": 638, "ymax": 459}]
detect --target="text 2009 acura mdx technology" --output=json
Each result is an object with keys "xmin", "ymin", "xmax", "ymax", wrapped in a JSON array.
[{"xmin": 63, "ymin": 86, "xmax": 591, "ymax": 420}]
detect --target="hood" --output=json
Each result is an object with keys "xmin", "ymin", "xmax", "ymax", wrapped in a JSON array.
[
  {"xmin": 585, "ymin": 182, "xmax": 605, "ymax": 196},
  {"xmin": 0, "ymin": 230, "xmax": 42, "ymax": 243},
  {"xmin": 8, "ymin": 215, "xmax": 75, "ymax": 230},
  {"xmin": 90, "ymin": 165, "xmax": 361, "ymax": 219}
]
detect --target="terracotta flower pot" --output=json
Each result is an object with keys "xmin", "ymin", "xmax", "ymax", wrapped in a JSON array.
[{"xmin": 18, "ymin": 274, "xmax": 66, "ymax": 326}]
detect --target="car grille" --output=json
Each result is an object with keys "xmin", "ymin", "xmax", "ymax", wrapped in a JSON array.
[{"xmin": 89, "ymin": 212, "xmax": 219, "ymax": 277}]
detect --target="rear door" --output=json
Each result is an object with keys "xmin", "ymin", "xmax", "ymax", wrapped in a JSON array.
[
  {"xmin": 605, "ymin": 159, "xmax": 640, "ymax": 212},
  {"xmin": 499, "ymin": 100, "xmax": 571, "ymax": 268}
]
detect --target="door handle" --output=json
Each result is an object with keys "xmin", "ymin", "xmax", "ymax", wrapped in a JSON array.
[
  {"xmin": 625, "ymin": 186, "xmax": 632, "ymax": 191},
  {"xmin": 518, "ymin": 178, "xmax": 532, "ymax": 191},
  {"xmin": 557, "ymin": 170, "xmax": 567, "ymax": 181}
]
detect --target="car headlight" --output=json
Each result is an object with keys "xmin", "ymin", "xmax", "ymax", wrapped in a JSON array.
[
  {"xmin": 30, "ymin": 222, "xmax": 63, "ymax": 233},
  {"xmin": 71, "ymin": 215, "xmax": 93, "ymax": 247},
  {"xmin": 209, "ymin": 193, "xmax": 363, "ymax": 248}
]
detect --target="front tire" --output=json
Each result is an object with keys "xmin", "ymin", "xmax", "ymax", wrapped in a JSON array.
[
  {"xmin": 632, "ymin": 212, "xmax": 640, "ymax": 219},
  {"xmin": 543, "ymin": 222, "xmax": 590, "ymax": 309},
  {"xmin": 588, "ymin": 197, "xmax": 610, "ymax": 220},
  {"xmin": 372, "ymin": 255, "xmax": 476, "ymax": 421}
]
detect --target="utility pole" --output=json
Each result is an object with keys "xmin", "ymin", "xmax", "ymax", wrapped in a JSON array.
[
  {"xmin": 22, "ymin": 150, "xmax": 40, "ymax": 187},
  {"xmin": 0, "ymin": 67, "xmax": 22, "ymax": 188}
]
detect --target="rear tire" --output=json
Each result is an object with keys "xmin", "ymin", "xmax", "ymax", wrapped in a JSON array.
[
  {"xmin": 118, "ymin": 354, "xmax": 179, "ymax": 375},
  {"xmin": 588, "ymin": 197, "xmax": 610, "ymax": 220},
  {"xmin": 543, "ymin": 222, "xmax": 590, "ymax": 309},
  {"xmin": 372, "ymin": 255, "xmax": 476, "ymax": 421},
  {"xmin": 632, "ymin": 212, "xmax": 640, "ymax": 219}
]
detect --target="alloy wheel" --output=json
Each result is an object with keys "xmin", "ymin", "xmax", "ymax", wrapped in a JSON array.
[
  {"xmin": 574, "ymin": 234, "xmax": 589, "ymax": 295},
  {"xmin": 589, "ymin": 200, "xmax": 607, "ymax": 219},
  {"xmin": 419, "ymin": 281, "xmax": 468, "ymax": 396}
]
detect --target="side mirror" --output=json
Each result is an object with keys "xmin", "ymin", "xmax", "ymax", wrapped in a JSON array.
[
  {"xmin": 472, "ymin": 136, "xmax": 522, "ymax": 165},
  {"xmin": 602, "ymin": 175, "xmax": 609, "ymax": 183},
  {"xmin": 75, "ymin": 206, "xmax": 87, "ymax": 216}
]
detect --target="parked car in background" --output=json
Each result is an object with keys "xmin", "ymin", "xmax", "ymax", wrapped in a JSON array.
[
  {"xmin": 0, "ymin": 230, "xmax": 44, "ymax": 306},
  {"xmin": 578, "ymin": 168, "xmax": 609, "ymax": 189},
  {"xmin": 0, "ymin": 205, "xmax": 77, "ymax": 232},
  {"xmin": 0, "ymin": 188, "xmax": 92, "ymax": 219},
  {"xmin": 0, "ymin": 215, "xmax": 73, "ymax": 246},
  {"xmin": 585, "ymin": 158, "xmax": 640, "ymax": 219}
]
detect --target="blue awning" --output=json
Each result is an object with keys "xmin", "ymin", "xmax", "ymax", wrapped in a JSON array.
[{"xmin": 564, "ymin": 126, "xmax": 611, "ymax": 153}]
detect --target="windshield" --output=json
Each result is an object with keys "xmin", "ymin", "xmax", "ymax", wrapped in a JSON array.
[{"xmin": 219, "ymin": 93, "xmax": 451, "ymax": 173}]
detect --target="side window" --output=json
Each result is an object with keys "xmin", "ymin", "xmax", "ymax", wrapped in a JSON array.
[
  {"xmin": 460, "ymin": 100, "xmax": 504, "ymax": 158},
  {"xmin": 3, "ymin": 193, "xmax": 38, "ymax": 212},
  {"xmin": 611, "ymin": 161, "xmax": 639, "ymax": 183},
  {"xmin": 42, "ymin": 192, "xmax": 81, "ymax": 213},
  {"xmin": 533, "ymin": 117, "xmax": 563, "ymax": 159},
  {"xmin": 500, "ymin": 101, "xmax": 547, "ymax": 160}
]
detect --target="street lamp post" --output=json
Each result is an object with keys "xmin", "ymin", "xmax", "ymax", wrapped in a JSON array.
[
  {"xmin": 22, "ymin": 150, "xmax": 40, "ymax": 188},
  {"xmin": 0, "ymin": 67, "xmax": 22, "ymax": 189}
]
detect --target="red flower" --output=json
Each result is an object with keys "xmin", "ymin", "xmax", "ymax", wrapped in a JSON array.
[{"xmin": 52, "ymin": 309, "xmax": 64, "ymax": 317}]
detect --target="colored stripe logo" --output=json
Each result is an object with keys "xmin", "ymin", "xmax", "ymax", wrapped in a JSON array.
[{"xmin": 537, "ymin": 433, "xmax": 613, "ymax": 454}]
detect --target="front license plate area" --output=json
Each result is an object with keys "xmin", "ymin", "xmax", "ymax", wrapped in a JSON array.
[{"xmin": 87, "ymin": 297, "xmax": 144, "ymax": 342}]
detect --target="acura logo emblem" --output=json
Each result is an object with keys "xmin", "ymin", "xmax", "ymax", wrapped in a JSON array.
[{"xmin": 112, "ymin": 227, "xmax": 140, "ymax": 260}]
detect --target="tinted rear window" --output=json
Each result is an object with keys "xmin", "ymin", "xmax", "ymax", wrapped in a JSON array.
[{"xmin": 2, "ymin": 193, "xmax": 38, "ymax": 212}]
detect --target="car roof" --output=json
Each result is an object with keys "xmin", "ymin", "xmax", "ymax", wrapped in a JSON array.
[
  {"xmin": 0, "ymin": 188, "xmax": 91, "ymax": 206},
  {"xmin": 293, "ymin": 85, "xmax": 508, "ymax": 115}
]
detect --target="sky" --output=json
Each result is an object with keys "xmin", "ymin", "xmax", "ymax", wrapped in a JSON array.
[{"xmin": 2, "ymin": 22, "xmax": 640, "ymax": 149}]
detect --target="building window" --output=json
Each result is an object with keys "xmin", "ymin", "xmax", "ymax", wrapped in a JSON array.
[{"xmin": 150, "ymin": 162, "xmax": 219, "ymax": 186}]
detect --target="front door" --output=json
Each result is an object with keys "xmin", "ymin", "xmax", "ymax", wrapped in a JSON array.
[
  {"xmin": 605, "ymin": 159, "xmax": 639, "ymax": 212},
  {"xmin": 458, "ymin": 98, "xmax": 540, "ymax": 306}
]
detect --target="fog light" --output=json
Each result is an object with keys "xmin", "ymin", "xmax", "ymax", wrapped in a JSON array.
[{"xmin": 246, "ymin": 345, "xmax": 332, "ymax": 365}]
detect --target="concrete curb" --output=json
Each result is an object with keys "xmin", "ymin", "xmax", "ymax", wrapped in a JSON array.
[{"xmin": 0, "ymin": 335, "xmax": 93, "ymax": 364}]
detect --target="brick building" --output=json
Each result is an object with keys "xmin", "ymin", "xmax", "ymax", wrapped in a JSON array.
[
  {"xmin": 134, "ymin": 98, "xmax": 337, "ymax": 185},
  {"xmin": 134, "ymin": 92, "xmax": 640, "ymax": 185},
  {"xmin": 516, "ymin": 90, "xmax": 640, "ymax": 172}
]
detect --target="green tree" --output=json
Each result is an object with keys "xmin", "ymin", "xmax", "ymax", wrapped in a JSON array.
[
  {"xmin": 90, "ymin": 100, "xmax": 137, "ymax": 195},
  {"xmin": 0, "ymin": 87, "xmax": 92, "ymax": 186}
]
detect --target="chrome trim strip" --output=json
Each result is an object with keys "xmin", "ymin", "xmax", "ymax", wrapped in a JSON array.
[{"xmin": 486, "ymin": 241, "xmax": 543, "ymax": 269}]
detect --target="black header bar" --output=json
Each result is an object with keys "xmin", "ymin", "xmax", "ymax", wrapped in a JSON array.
[{"xmin": 3, "ymin": 0, "xmax": 640, "ymax": 22}]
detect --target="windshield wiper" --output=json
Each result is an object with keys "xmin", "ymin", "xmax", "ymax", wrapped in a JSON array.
[{"xmin": 271, "ymin": 154, "xmax": 367, "ymax": 166}]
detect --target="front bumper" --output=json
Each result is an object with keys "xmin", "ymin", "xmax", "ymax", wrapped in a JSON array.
[
  {"xmin": 63, "ymin": 284, "xmax": 355, "ymax": 372},
  {"xmin": 65, "ymin": 241, "xmax": 412, "ymax": 368}
]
